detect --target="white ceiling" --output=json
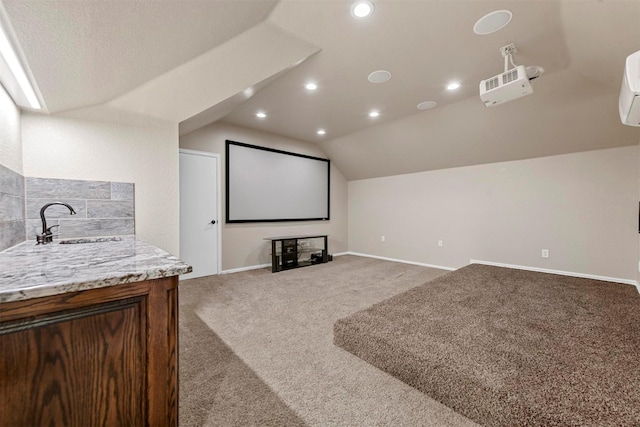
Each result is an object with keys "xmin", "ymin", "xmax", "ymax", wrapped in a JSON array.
[
  {"xmin": 1, "ymin": 0, "xmax": 278, "ymax": 113},
  {"xmin": 226, "ymin": 0, "xmax": 571, "ymax": 142},
  {"xmin": 2, "ymin": 0, "xmax": 639, "ymax": 180}
]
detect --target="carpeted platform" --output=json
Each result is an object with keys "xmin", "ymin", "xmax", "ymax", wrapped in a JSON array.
[{"xmin": 334, "ymin": 264, "xmax": 640, "ymax": 426}]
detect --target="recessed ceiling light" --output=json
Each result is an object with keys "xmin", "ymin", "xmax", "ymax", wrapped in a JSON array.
[
  {"xmin": 256, "ymin": 111, "xmax": 267, "ymax": 118},
  {"xmin": 305, "ymin": 82, "xmax": 318, "ymax": 91},
  {"xmin": 473, "ymin": 10, "xmax": 513, "ymax": 35},
  {"xmin": 417, "ymin": 101, "xmax": 437, "ymax": 110},
  {"xmin": 368, "ymin": 110, "xmax": 380, "ymax": 118},
  {"xmin": 317, "ymin": 129, "xmax": 326, "ymax": 135},
  {"xmin": 446, "ymin": 82, "xmax": 461, "ymax": 91},
  {"xmin": 368, "ymin": 70, "xmax": 391, "ymax": 84},
  {"xmin": 351, "ymin": 0, "xmax": 374, "ymax": 19},
  {"xmin": 243, "ymin": 87, "xmax": 255, "ymax": 98}
]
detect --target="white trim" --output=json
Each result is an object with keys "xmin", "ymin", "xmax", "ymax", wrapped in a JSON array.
[
  {"xmin": 214, "ymin": 153, "xmax": 222, "ymax": 275},
  {"xmin": 179, "ymin": 148, "xmax": 222, "ymax": 275},
  {"xmin": 221, "ymin": 263, "xmax": 271, "ymax": 275},
  {"xmin": 348, "ymin": 252, "xmax": 455, "ymax": 271},
  {"xmin": 223, "ymin": 252, "xmax": 346, "ymax": 274},
  {"xmin": 213, "ymin": 254, "xmax": 640, "ymax": 295},
  {"xmin": 179, "ymin": 148, "xmax": 218, "ymax": 158},
  {"xmin": 469, "ymin": 259, "xmax": 639, "ymax": 288}
]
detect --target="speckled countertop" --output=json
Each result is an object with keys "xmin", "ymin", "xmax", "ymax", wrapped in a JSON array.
[{"xmin": 0, "ymin": 236, "xmax": 192, "ymax": 303}]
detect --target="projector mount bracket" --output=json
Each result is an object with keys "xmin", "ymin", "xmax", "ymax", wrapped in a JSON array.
[
  {"xmin": 500, "ymin": 43, "xmax": 518, "ymax": 73},
  {"xmin": 497, "ymin": 43, "xmax": 544, "ymax": 80}
]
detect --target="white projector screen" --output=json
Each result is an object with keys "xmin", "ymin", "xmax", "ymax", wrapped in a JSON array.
[{"xmin": 226, "ymin": 140, "xmax": 330, "ymax": 223}]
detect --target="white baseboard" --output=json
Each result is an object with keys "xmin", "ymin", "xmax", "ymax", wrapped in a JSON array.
[
  {"xmin": 470, "ymin": 259, "xmax": 639, "ymax": 291},
  {"xmin": 221, "ymin": 256, "xmax": 640, "ymax": 294},
  {"xmin": 221, "ymin": 263, "xmax": 271, "ymax": 275},
  {"xmin": 221, "ymin": 253, "xmax": 347, "ymax": 275},
  {"xmin": 347, "ymin": 252, "xmax": 455, "ymax": 271}
]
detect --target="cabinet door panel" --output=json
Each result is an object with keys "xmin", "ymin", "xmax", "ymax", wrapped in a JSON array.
[{"xmin": 0, "ymin": 297, "xmax": 147, "ymax": 426}]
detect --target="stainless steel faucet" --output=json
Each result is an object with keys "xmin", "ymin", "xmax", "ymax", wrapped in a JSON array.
[{"xmin": 36, "ymin": 202, "xmax": 77, "ymax": 244}]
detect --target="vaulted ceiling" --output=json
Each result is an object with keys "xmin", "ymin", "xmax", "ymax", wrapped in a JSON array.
[{"xmin": 2, "ymin": 0, "xmax": 639, "ymax": 180}]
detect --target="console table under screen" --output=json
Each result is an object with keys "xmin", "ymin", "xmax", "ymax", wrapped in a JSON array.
[{"xmin": 264, "ymin": 235, "xmax": 329, "ymax": 273}]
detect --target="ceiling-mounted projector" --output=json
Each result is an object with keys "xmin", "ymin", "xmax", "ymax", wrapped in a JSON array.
[{"xmin": 479, "ymin": 44, "xmax": 544, "ymax": 107}]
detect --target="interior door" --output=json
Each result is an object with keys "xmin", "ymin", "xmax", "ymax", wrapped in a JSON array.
[{"xmin": 179, "ymin": 149, "xmax": 220, "ymax": 279}]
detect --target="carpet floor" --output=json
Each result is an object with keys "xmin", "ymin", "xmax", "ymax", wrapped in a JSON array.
[
  {"xmin": 179, "ymin": 255, "xmax": 477, "ymax": 426},
  {"xmin": 334, "ymin": 264, "xmax": 640, "ymax": 426}
]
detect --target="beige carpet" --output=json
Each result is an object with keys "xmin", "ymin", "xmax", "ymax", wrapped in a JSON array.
[
  {"xmin": 179, "ymin": 255, "xmax": 478, "ymax": 426},
  {"xmin": 335, "ymin": 264, "xmax": 640, "ymax": 426}
]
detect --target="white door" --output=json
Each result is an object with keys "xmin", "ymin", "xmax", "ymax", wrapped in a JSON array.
[{"xmin": 179, "ymin": 149, "xmax": 220, "ymax": 279}]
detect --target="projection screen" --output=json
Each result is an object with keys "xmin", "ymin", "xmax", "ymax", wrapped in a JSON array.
[{"xmin": 225, "ymin": 140, "xmax": 330, "ymax": 223}]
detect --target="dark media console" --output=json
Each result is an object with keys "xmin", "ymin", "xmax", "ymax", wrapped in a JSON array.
[
  {"xmin": 282, "ymin": 239, "xmax": 298, "ymax": 268},
  {"xmin": 264, "ymin": 235, "xmax": 329, "ymax": 273}
]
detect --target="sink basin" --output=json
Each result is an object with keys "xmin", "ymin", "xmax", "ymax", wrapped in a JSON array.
[{"xmin": 59, "ymin": 237, "xmax": 124, "ymax": 244}]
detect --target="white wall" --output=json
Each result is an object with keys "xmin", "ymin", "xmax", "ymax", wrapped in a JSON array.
[
  {"xmin": 21, "ymin": 106, "xmax": 180, "ymax": 255},
  {"xmin": 180, "ymin": 121, "xmax": 348, "ymax": 271},
  {"xmin": 349, "ymin": 146, "xmax": 638, "ymax": 282},
  {"xmin": 0, "ymin": 84, "xmax": 22, "ymax": 174}
]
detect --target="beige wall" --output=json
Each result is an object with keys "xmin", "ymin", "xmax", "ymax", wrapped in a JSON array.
[
  {"xmin": 349, "ymin": 146, "xmax": 638, "ymax": 282},
  {"xmin": 180, "ymin": 121, "xmax": 348, "ymax": 271},
  {"xmin": 0, "ymin": 84, "xmax": 22, "ymax": 174},
  {"xmin": 21, "ymin": 106, "xmax": 180, "ymax": 255}
]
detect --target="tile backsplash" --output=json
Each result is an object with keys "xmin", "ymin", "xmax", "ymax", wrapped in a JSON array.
[
  {"xmin": 26, "ymin": 177, "xmax": 135, "ymax": 241},
  {"xmin": 0, "ymin": 164, "xmax": 26, "ymax": 251}
]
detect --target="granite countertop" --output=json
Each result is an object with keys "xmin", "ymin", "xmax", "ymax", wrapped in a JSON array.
[{"xmin": 0, "ymin": 236, "xmax": 192, "ymax": 303}]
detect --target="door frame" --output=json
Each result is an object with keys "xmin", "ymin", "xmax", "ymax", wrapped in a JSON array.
[{"xmin": 179, "ymin": 148, "xmax": 222, "ymax": 275}]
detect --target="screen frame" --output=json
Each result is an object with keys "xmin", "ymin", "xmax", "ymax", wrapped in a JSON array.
[{"xmin": 225, "ymin": 140, "xmax": 331, "ymax": 223}]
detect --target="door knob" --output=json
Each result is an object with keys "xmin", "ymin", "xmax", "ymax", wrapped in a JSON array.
[{"xmin": 210, "ymin": 220, "xmax": 217, "ymax": 225}]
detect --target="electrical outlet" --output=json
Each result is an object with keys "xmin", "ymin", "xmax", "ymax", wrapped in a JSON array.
[
  {"xmin": 541, "ymin": 249, "xmax": 549, "ymax": 258},
  {"xmin": 438, "ymin": 240, "xmax": 443, "ymax": 247},
  {"xmin": 381, "ymin": 235, "xmax": 385, "ymax": 242}
]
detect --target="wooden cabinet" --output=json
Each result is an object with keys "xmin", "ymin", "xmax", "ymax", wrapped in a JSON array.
[{"xmin": 0, "ymin": 277, "xmax": 179, "ymax": 427}]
